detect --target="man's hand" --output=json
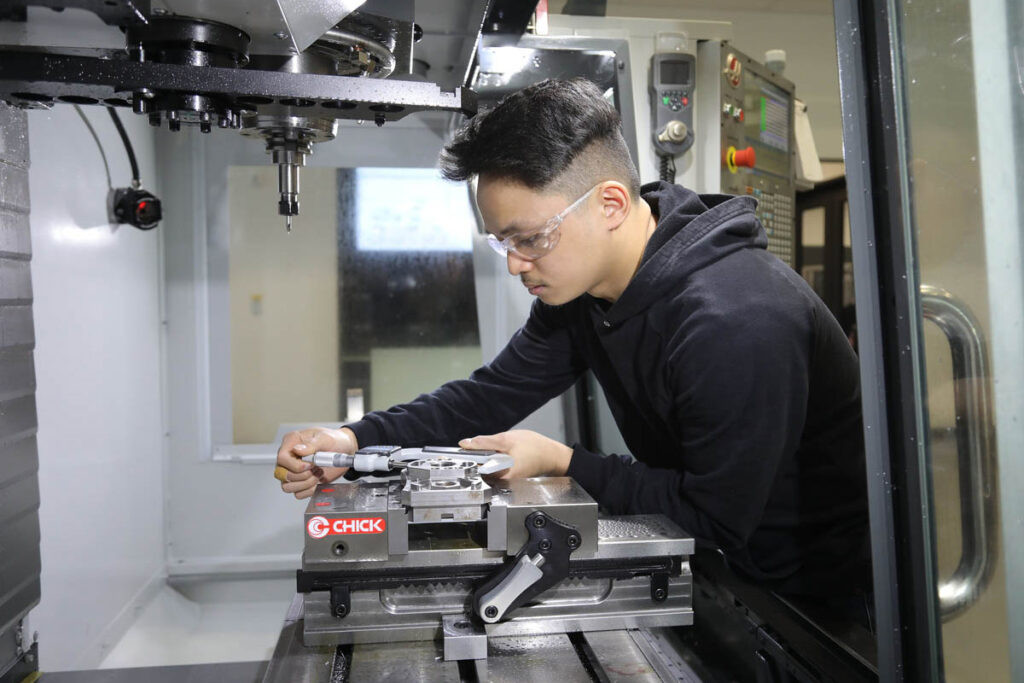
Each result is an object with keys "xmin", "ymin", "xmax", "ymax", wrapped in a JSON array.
[
  {"xmin": 274, "ymin": 427, "xmax": 358, "ymax": 500},
  {"xmin": 458, "ymin": 430, "xmax": 572, "ymax": 482}
]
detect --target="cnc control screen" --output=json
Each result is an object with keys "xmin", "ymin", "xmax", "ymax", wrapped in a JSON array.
[
  {"xmin": 659, "ymin": 59, "xmax": 691, "ymax": 85},
  {"xmin": 743, "ymin": 73, "xmax": 791, "ymax": 178}
]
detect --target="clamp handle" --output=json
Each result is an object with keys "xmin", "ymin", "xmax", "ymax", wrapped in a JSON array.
[{"xmin": 472, "ymin": 510, "xmax": 581, "ymax": 623}]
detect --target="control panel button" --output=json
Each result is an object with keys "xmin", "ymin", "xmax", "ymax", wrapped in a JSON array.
[
  {"xmin": 724, "ymin": 53, "xmax": 743, "ymax": 87},
  {"xmin": 733, "ymin": 146, "xmax": 756, "ymax": 168},
  {"xmin": 724, "ymin": 146, "xmax": 757, "ymax": 173}
]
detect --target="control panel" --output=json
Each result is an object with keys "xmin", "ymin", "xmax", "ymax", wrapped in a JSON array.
[
  {"xmin": 650, "ymin": 53, "xmax": 696, "ymax": 159},
  {"xmin": 717, "ymin": 45, "xmax": 797, "ymax": 266}
]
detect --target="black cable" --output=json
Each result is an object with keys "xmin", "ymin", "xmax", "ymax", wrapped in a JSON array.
[
  {"xmin": 72, "ymin": 104, "xmax": 112, "ymax": 189},
  {"xmin": 106, "ymin": 107, "xmax": 140, "ymax": 185},
  {"xmin": 658, "ymin": 153, "xmax": 676, "ymax": 183}
]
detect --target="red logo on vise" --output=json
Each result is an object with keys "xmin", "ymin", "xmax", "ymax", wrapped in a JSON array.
[{"xmin": 307, "ymin": 516, "xmax": 386, "ymax": 539}]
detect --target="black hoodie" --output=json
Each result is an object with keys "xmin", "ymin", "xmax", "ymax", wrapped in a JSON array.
[{"xmin": 348, "ymin": 181, "xmax": 870, "ymax": 597}]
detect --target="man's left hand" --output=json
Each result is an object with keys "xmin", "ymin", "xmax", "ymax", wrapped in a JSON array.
[{"xmin": 458, "ymin": 430, "xmax": 573, "ymax": 481}]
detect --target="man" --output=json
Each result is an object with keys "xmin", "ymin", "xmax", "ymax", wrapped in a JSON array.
[{"xmin": 275, "ymin": 78, "xmax": 870, "ymax": 599}]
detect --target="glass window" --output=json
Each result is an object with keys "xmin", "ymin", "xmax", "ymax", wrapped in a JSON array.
[
  {"xmin": 799, "ymin": 206, "xmax": 827, "ymax": 298},
  {"xmin": 228, "ymin": 166, "xmax": 481, "ymax": 443}
]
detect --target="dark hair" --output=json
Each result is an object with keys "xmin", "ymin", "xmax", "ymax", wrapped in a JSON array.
[{"xmin": 440, "ymin": 78, "xmax": 641, "ymax": 199}]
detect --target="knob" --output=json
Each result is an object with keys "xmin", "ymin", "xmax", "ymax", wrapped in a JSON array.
[
  {"xmin": 724, "ymin": 53, "xmax": 743, "ymax": 87},
  {"xmin": 658, "ymin": 120, "xmax": 689, "ymax": 144}
]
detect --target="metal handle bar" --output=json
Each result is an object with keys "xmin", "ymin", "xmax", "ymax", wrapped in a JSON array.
[{"xmin": 920, "ymin": 285, "xmax": 998, "ymax": 620}]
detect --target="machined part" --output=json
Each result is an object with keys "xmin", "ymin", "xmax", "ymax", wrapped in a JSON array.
[
  {"xmin": 400, "ymin": 457, "xmax": 493, "ymax": 522},
  {"xmin": 405, "ymin": 457, "xmax": 481, "ymax": 482}
]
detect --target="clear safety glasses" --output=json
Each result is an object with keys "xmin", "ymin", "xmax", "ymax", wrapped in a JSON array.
[{"xmin": 486, "ymin": 184, "xmax": 600, "ymax": 261}]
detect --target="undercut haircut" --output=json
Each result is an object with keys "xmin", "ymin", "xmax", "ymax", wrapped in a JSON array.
[{"xmin": 440, "ymin": 78, "xmax": 641, "ymax": 200}]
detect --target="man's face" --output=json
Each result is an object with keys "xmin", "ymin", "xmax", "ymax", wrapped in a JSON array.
[{"xmin": 476, "ymin": 176, "xmax": 603, "ymax": 306}]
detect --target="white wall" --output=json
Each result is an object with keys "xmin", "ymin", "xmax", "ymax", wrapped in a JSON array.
[{"xmin": 27, "ymin": 105, "xmax": 165, "ymax": 670}]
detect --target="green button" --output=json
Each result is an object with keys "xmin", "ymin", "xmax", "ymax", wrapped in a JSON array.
[{"xmin": 663, "ymin": 96, "xmax": 670, "ymax": 105}]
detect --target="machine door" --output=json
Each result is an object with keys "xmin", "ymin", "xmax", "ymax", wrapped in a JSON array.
[{"xmin": 836, "ymin": 0, "xmax": 1023, "ymax": 680}]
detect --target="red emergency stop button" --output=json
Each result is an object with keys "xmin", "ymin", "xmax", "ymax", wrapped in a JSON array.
[
  {"xmin": 733, "ymin": 146, "xmax": 756, "ymax": 168},
  {"xmin": 724, "ymin": 146, "xmax": 757, "ymax": 173}
]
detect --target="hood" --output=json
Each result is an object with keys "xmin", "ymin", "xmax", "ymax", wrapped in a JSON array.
[{"xmin": 599, "ymin": 181, "xmax": 765, "ymax": 324}]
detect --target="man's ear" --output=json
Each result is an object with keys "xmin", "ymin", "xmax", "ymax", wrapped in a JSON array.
[{"xmin": 598, "ymin": 182, "xmax": 631, "ymax": 229}]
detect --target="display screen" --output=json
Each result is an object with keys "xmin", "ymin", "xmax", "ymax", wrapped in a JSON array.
[
  {"xmin": 659, "ymin": 60, "xmax": 691, "ymax": 85},
  {"xmin": 743, "ymin": 72, "xmax": 791, "ymax": 178}
]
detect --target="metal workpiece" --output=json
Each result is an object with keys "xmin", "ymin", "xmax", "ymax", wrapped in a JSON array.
[{"xmin": 401, "ymin": 457, "xmax": 492, "ymax": 523}]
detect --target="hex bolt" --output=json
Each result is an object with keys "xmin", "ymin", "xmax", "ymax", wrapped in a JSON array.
[
  {"xmin": 335, "ymin": 604, "xmax": 348, "ymax": 617},
  {"xmin": 273, "ymin": 31, "xmax": 289, "ymax": 40},
  {"xmin": 374, "ymin": 113, "xmax": 386, "ymax": 127},
  {"xmin": 567, "ymin": 534, "xmax": 580, "ymax": 550},
  {"xmin": 653, "ymin": 588, "xmax": 667, "ymax": 601},
  {"xmin": 539, "ymin": 539, "xmax": 552, "ymax": 552},
  {"xmin": 532, "ymin": 515, "xmax": 547, "ymax": 528},
  {"xmin": 484, "ymin": 606, "xmax": 498, "ymax": 619},
  {"xmin": 168, "ymin": 119, "xmax": 181, "ymax": 132}
]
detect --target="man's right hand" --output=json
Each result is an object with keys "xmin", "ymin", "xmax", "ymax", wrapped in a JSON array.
[{"xmin": 275, "ymin": 427, "xmax": 358, "ymax": 500}]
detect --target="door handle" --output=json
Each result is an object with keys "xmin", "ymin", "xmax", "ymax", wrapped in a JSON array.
[{"xmin": 919, "ymin": 285, "xmax": 998, "ymax": 620}]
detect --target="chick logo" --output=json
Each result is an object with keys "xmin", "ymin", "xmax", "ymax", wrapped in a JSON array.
[{"xmin": 307, "ymin": 515, "xmax": 330, "ymax": 539}]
